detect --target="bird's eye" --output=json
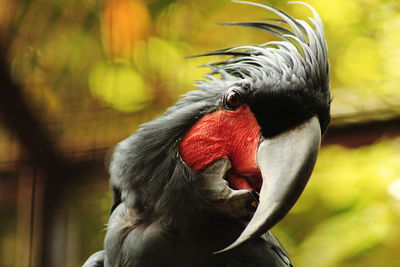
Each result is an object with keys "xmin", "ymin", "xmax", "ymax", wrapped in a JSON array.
[{"xmin": 225, "ymin": 90, "xmax": 242, "ymax": 110}]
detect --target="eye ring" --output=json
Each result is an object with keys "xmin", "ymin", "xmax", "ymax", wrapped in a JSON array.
[{"xmin": 224, "ymin": 90, "xmax": 242, "ymax": 110}]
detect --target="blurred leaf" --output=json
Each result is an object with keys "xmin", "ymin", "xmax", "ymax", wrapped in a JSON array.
[
  {"xmin": 294, "ymin": 203, "xmax": 393, "ymax": 267},
  {"xmin": 102, "ymin": 0, "xmax": 151, "ymax": 60},
  {"xmin": 284, "ymin": 139, "xmax": 400, "ymax": 266},
  {"xmin": 133, "ymin": 37, "xmax": 208, "ymax": 97},
  {"xmin": 336, "ymin": 37, "xmax": 383, "ymax": 85},
  {"xmin": 148, "ymin": 0, "xmax": 177, "ymax": 17},
  {"xmin": 0, "ymin": 0, "xmax": 15, "ymax": 36},
  {"xmin": 89, "ymin": 62, "xmax": 152, "ymax": 112},
  {"xmin": 155, "ymin": 1, "xmax": 202, "ymax": 42}
]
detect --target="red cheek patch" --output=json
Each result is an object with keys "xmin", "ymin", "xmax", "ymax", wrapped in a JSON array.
[{"xmin": 179, "ymin": 105, "xmax": 262, "ymax": 189}]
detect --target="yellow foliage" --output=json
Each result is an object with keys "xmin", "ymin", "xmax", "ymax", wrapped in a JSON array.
[
  {"xmin": 89, "ymin": 62, "xmax": 151, "ymax": 112},
  {"xmin": 303, "ymin": 0, "xmax": 361, "ymax": 39},
  {"xmin": 133, "ymin": 37, "xmax": 208, "ymax": 96},
  {"xmin": 380, "ymin": 14, "xmax": 400, "ymax": 87},
  {"xmin": 286, "ymin": 139, "xmax": 400, "ymax": 266},
  {"xmin": 295, "ymin": 203, "xmax": 392, "ymax": 267},
  {"xmin": 336, "ymin": 37, "xmax": 383, "ymax": 85},
  {"xmin": 102, "ymin": 0, "xmax": 151, "ymax": 60}
]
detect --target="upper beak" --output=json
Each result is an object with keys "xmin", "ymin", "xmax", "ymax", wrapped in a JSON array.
[{"xmin": 216, "ymin": 115, "xmax": 321, "ymax": 253}]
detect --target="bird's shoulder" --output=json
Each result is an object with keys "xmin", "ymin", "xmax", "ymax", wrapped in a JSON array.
[
  {"xmin": 216, "ymin": 231, "xmax": 293, "ymax": 267},
  {"xmin": 103, "ymin": 203, "xmax": 177, "ymax": 267}
]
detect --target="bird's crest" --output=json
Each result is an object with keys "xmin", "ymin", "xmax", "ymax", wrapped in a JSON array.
[{"xmin": 195, "ymin": 1, "xmax": 329, "ymax": 100}]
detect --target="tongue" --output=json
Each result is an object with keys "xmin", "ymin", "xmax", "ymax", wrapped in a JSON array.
[
  {"xmin": 225, "ymin": 170, "xmax": 262, "ymax": 190},
  {"xmin": 226, "ymin": 171, "xmax": 252, "ymax": 190}
]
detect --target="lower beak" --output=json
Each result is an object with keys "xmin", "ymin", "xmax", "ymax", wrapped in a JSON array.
[{"xmin": 216, "ymin": 115, "xmax": 321, "ymax": 253}]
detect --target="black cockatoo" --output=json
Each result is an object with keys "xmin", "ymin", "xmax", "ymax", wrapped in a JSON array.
[{"xmin": 84, "ymin": 1, "xmax": 330, "ymax": 266}]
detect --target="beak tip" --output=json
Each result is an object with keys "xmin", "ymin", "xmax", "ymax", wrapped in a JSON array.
[{"xmin": 213, "ymin": 238, "xmax": 246, "ymax": 254}]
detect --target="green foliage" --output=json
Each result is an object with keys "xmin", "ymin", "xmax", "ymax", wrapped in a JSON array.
[
  {"xmin": 89, "ymin": 62, "xmax": 150, "ymax": 112},
  {"xmin": 276, "ymin": 139, "xmax": 400, "ymax": 267},
  {"xmin": 301, "ymin": 0, "xmax": 400, "ymax": 95}
]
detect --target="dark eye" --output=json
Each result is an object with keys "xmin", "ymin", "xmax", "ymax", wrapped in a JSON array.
[{"xmin": 225, "ymin": 90, "xmax": 242, "ymax": 110}]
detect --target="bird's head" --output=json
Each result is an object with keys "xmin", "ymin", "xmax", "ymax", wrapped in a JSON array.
[{"xmin": 110, "ymin": 1, "xmax": 330, "ymax": 253}]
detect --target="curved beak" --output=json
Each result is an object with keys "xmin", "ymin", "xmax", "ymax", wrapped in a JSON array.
[{"xmin": 216, "ymin": 115, "xmax": 321, "ymax": 253}]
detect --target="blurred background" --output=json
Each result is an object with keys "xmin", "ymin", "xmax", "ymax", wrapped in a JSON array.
[{"xmin": 0, "ymin": 0, "xmax": 399, "ymax": 266}]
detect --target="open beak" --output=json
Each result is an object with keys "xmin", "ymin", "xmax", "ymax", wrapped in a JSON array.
[{"xmin": 216, "ymin": 115, "xmax": 321, "ymax": 253}]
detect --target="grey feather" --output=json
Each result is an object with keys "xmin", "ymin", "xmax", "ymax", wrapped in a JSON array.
[{"xmin": 83, "ymin": 251, "xmax": 105, "ymax": 267}]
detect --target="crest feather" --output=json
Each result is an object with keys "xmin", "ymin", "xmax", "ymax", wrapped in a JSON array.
[{"xmin": 196, "ymin": 1, "xmax": 329, "ymax": 96}]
